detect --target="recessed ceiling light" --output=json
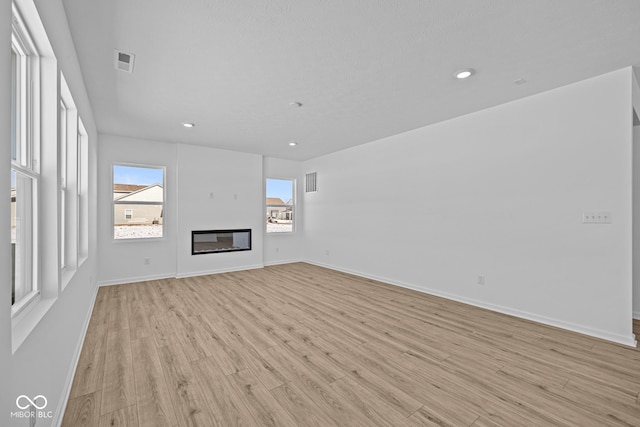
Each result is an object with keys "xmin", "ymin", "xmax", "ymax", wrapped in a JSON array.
[
  {"xmin": 454, "ymin": 68, "xmax": 475, "ymax": 79},
  {"xmin": 289, "ymin": 102, "xmax": 303, "ymax": 108},
  {"xmin": 289, "ymin": 142, "xmax": 298, "ymax": 147},
  {"xmin": 182, "ymin": 122, "xmax": 195, "ymax": 128}
]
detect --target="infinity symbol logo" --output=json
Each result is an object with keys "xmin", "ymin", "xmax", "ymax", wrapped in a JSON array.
[{"xmin": 16, "ymin": 395, "xmax": 47, "ymax": 410}]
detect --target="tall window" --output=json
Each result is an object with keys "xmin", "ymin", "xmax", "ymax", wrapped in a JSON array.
[
  {"xmin": 266, "ymin": 178, "xmax": 295, "ymax": 233},
  {"xmin": 59, "ymin": 73, "xmax": 78, "ymax": 284},
  {"xmin": 11, "ymin": 10, "xmax": 40, "ymax": 312},
  {"xmin": 77, "ymin": 118, "xmax": 89, "ymax": 263},
  {"xmin": 113, "ymin": 164, "xmax": 164, "ymax": 239},
  {"xmin": 59, "ymin": 99, "xmax": 66, "ymax": 269}
]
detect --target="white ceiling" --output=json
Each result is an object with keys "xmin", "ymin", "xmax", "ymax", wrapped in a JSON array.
[{"xmin": 62, "ymin": 0, "xmax": 640, "ymax": 161}]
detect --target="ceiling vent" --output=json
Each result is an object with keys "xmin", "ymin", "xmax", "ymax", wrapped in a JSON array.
[{"xmin": 114, "ymin": 50, "xmax": 135, "ymax": 73}]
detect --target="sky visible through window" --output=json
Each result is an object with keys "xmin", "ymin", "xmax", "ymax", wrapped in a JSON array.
[
  {"xmin": 266, "ymin": 178, "xmax": 293, "ymax": 202},
  {"xmin": 113, "ymin": 165, "xmax": 163, "ymax": 185}
]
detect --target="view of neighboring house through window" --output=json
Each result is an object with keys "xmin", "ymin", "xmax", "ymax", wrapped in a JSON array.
[
  {"xmin": 266, "ymin": 178, "xmax": 294, "ymax": 233},
  {"xmin": 113, "ymin": 164, "xmax": 164, "ymax": 239},
  {"xmin": 11, "ymin": 18, "xmax": 40, "ymax": 311}
]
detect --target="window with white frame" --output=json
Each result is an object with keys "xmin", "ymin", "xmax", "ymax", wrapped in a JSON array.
[
  {"xmin": 77, "ymin": 117, "xmax": 89, "ymax": 263},
  {"xmin": 266, "ymin": 178, "xmax": 295, "ymax": 233},
  {"xmin": 11, "ymin": 6, "xmax": 40, "ymax": 312},
  {"xmin": 113, "ymin": 164, "xmax": 164, "ymax": 239},
  {"xmin": 59, "ymin": 98, "xmax": 66, "ymax": 270},
  {"xmin": 59, "ymin": 73, "xmax": 78, "ymax": 282}
]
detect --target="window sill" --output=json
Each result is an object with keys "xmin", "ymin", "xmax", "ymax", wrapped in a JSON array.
[
  {"xmin": 61, "ymin": 266, "xmax": 77, "ymax": 291},
  {"xmin": 78, "ymin": 254, "xmax": 88, "ymax": 268},
  {"xmin": 112, "ymin": 236, "xmax": 166, "ymax": 243}
]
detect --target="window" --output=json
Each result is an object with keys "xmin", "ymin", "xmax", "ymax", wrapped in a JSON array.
[
  {"xmin": 11, "ymin": 5, "xmax": 40, "ymax": 313},
  {"xmin": 59, "ymin": 100, "xmax": 66, "ymax": 269},
  {"xmin": 77, "ymin": 118, "xmax": 89, "ymax": 263},
  {"xmin": 59, "ymin": 73, "xmax": 78, "ymax": 280},
  {"xmin": 266, "ymin": 178, "xmax": 295, "ymax": 233},
  {"xmin": 113, "ymin": 164, "xmax": 164, "ymax": 239}
]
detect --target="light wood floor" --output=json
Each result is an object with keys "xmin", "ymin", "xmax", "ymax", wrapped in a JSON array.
[{"xmin": 63, "ymin": 263, "xmax": 640, "ymax": 426}]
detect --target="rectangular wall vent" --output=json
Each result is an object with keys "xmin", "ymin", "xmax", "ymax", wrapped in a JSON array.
[
  {"xmin": 305, "ymin": 172, "xmax": 317, "ymax": 193},
  {"xmin": 114, "ymin": 50, "xmax": 135, "ymax": 73}
]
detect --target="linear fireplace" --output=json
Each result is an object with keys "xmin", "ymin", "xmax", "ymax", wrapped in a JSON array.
[{"xmin": 191, "ymin": 229, "xmax": 252, "ymax": 255}]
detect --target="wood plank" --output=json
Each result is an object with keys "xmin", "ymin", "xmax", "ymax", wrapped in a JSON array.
[
  {"xmin": 470, "ymin": 416, "xmax": 502, "ymax": 427},
  {"xmin": 107, "ymin": 285, "xmax": 130, "ymax": 332},
  {"xmin": 99, "ymin": 405, "xmax": 139, "ymax": 427},
  {"xmin": 190, "ymin": 356, "xmax": 249, "ymax": 427},
  {"xmin": 264, "ymin": 344, "xmax": 376, "ymax": 426},
  {"xmin": 156, "ymin": 339, "xmax": 215, "ymax": 427},
  {"xmin": 225, "ymin": 369, "xmax": 299, "ymax": 427},
  {"xmin": 210, "ymin": 319, "xmax": 289, "ymax": 390},
  {"xmin": 130, "ymin": 337, "xmax": 178, "ymax": 427},
  {"xmin": 69, "ymin": 323, "xmax": 108, "ymax": 398},
  {"xmin": 127, "ymin": 284, "xmax": 153, "ymax": 341},
  {"xmin": 65, "ymin": 264, "xmax": 640, "ymax": 426},
  {"xmin": 101, "ymin": 329, "xmax": 136, "ymax": 414},
  {"xmin": 62, "ymin": 390, "xmax": 102, "ymax": 427},
  {"xmin": 329, "ymin": 375, "xmax": 418, "ymax": 427},
  {"xmin": 268, "ymin": 381, "xmax": 340, "ymax": 427}
]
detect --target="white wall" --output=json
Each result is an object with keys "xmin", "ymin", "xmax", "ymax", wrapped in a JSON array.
[
  {"xmin": 632, "ymin": 70, "xmax": 640, "ymax": 320},
  {"xmin": 303, "ymin": 68, "xmax": 635, "ymax": 345},
  {"xmin": 263, "ymin": 157, "xmax": 304, "ymax": 265},
  {"xmin": 1, "ymin": 0, "xmax": 13, "ymax": 422},
  {"xmin": 634, "ymin": 124, "xmax": 640, "ymax": 319},
  {"xmin": 176, "ymin": 144, "xmax": 264, "ymax": 276},
  {"xmin": 97, "ymin": 137, "xmax": 265, "ymax": 283},
  {"xmin": 98, "ymin": 134, "xmax": 178, "ymax": 284},
  {"xmin": 2, "ymin": 0, "xmax": 99, "ymax": 425}
]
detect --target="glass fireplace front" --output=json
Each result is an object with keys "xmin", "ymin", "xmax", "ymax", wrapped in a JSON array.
[{"xmin": 191, "ymin": 229, "xmax": 252, "ymax": 255}]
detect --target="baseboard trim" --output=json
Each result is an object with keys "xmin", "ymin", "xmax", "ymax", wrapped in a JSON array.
[
  {"xmin": 98, "ymin": 273, "xmax": 176, "ymax": 287},
  {"xmin": 264, "ymin": 258, "xmax": 303, "ymax": 267},
  {"xmin": 175, "ymin": 264, "xmax": 264, "ymax": 279},
  {"xmin": 53, "ymin": 283, "xmax": 99, "ymax": 427},
  {"xmin": 98, "ymin": 264, "xmax": 266, "ymax": 285},
  {"xmin": 634, "ymin": 311, "xmax": 640, "ymax": 320},
  {"xmin": 304, "ymin": 260, "xmax": 637, "ymax": 347}
]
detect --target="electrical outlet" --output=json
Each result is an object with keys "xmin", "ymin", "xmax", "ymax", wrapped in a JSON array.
[
  {"xmin": 275, "ymin": 247, "xmax": 279, "ymax": 253},
  {"xmin": 582, "ymin": 211, "xmax": 612, "ymax": 224},
  {"xmin": 144, "ymin": 257, "xmax": 151, "ymax": 265},
  {"xmin": 477, "ymin": 275, "xmax": 485, "ymax": 285},
  {"xmin": 325, "ymin": 250, "xmax": 330, "ymax": 256}
]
